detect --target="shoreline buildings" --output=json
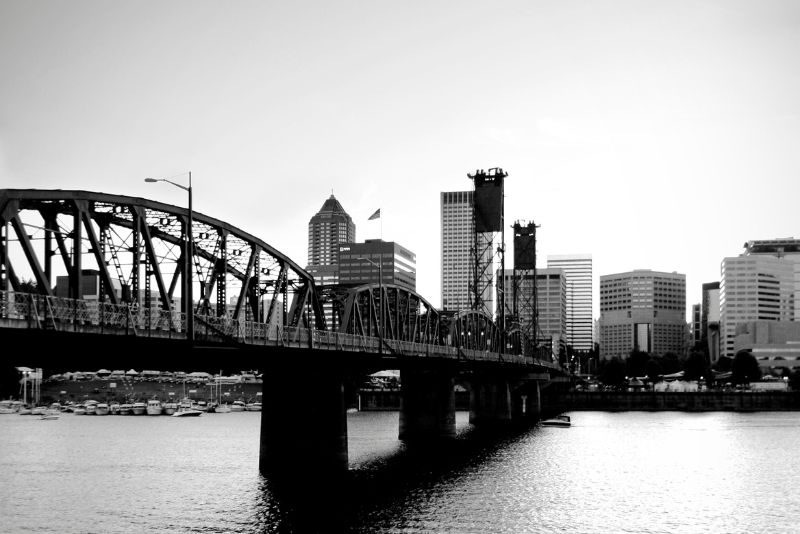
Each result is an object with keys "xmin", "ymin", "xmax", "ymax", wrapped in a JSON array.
[
  {"xmin": 701, "ymin": 282, "xmax": 721, "ymax": 362},
  {"xmin": 547, "ymin": 255, "xmax": 593, "ymax": 351},
  {"xmin": 441, "ymin": 191, "xmax": 493, "ymax": 314},
  {"xmin": 501, "ymin": 268, "xmax": 567, "ymax": 359},
  {"xmin": 720, "ymin": 238, "xmax": 799, "ymax": 360},
  {"xmin": 743, "ymin": 239, "xmax": 800, "ymax": 319},
  {"xmin": 338, "ymin": 239, "xmax": 416, "ymax": 291},
  {"xmin": 598, "ymin": 269, "xmax": 686, "ymax": 359},
  {"xmin": 306, "ymin": 195, "xmax": 356, "ymax": 286}
]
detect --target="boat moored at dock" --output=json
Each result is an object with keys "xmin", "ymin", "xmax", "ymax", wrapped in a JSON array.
[
  {"xmin": 146, "ymin": 399, "xmax": 163, "ymax": 416},
  {"xmin": 192, "ymin": 400, "xmax": 209, "ymax": 412}
]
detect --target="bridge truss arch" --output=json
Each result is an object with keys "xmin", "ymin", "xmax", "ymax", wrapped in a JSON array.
[
  {"xmin": 0, "ymin": 189, "xmax": 325, "ymax": 337},
  {"xmin": 450, "ymin": 310, "xmax": 502, "ymax": 352},
  {"xmin": 337, "ymin": 283, "xmax": 441, "ymax": 346}
]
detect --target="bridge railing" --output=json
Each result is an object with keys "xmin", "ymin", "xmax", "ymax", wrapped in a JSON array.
[
  {"xmin": 0, "ymin": 290, "xmax": 185, "ymax": 335},
  {"xmin": 1, "ymin": 290, "xmax": 561, "ymax": 369}
]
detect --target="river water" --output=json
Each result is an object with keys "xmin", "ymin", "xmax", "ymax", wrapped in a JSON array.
[{"xmin": 1, "ymin": 411, "xmax": 798, "ymax": 533}]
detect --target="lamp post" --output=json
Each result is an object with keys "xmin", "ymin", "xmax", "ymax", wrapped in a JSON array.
[
  {"xmin": 145, "ymin": 172, "xmax": 193, "ymax": 345},
  {"xmin": 358, "ymin": 257, "xmax": 383, "ymax": 354}
]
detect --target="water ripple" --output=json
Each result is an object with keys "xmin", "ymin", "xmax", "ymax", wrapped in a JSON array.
[{"xmin": 2, "ymin": 411, "xmax": 799, "ymax": 533}]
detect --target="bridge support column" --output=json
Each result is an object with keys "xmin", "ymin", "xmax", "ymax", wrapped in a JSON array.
[
  {"xmin": 469, "ymin": 376, "xmax": 513, "ymax": 426},
  {"xmin": 399, "ymin": 368, "xmax": 456, "ymax": 441},
  {"xmin": 259, "ymin": 364, "xmax": 348, "ymax": 478},
  {"xmin": 520, "ymin": 380, "xmax": 541, "ymax": 420},
  {"xmin": 470, "ymin": 376, "xmax": 544, "ymax": 426}
]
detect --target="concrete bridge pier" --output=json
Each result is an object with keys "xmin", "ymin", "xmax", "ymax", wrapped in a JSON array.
[
  {"xmin": 399, "ymin": 368, "xmax": 456, "ymax": 441},
  {"xmin": 469, "ymin": 375, "xmax": 512, "ymax": 427},
  {"xmin": 259, "ymin": 360, "xmax": 348, "ymax": 479},
  {"xmin": 518, "ymin": 379, "xmax": 542, "ymax": 420},
  {"xmin": 469, "ymin": 374, "xmax": 546, "ymax": 427}
]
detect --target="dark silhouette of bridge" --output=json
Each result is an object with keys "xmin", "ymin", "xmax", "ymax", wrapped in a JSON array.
[{"xmin": 0, "ymin": 189, "xmax": 564, "ymax": 475}]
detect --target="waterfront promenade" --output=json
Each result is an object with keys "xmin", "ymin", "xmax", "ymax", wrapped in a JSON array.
[
  {"xmin": 543, "ymin": 390, "xmax": 800, "ymax": 412},
  {"xmin": 35, "ymin": 378, "xmax": 264, "ymax": 406},
  {"xmin": 352, "ymin": 388, "xmax": 800, "ymax": 413}
]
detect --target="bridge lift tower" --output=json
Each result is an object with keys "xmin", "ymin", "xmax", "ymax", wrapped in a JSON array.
[
  {"xmin": 468, "ymin": 168, "xmax": 507, "ymax": 330},
  {"xmin": 511, "ymin": 220, "xmax": 540, "ymax": 347},
  {"xmin": 512, "ymin": 220, "xmax": 555, "ymax": 361}
]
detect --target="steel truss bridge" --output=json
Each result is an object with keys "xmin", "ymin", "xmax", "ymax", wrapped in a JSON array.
[{"xmin": 0, "ymin": 189, "xmax": 558, "ymax": 370}]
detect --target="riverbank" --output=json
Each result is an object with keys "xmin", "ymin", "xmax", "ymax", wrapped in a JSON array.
[
  {"xmin": 36, "ymin": 379, "xmax": 263, "ymax": 404},
  {"xmin": 544, "ymin": 390, "xmax": 800, "ymax": 412},
  {"xmin": 34, "ymin": 381, "xmax": 800, "ymax": 413}
]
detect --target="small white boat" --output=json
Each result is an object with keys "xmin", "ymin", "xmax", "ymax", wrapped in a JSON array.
[
  {"xmin": 0, "ymin": 400, "xmax": 18, "ymax": 414},
  {"xmin": 214, "ymin": 403, "xmax": 232, "ymax": 414},
  {"xmin": 541, "ymin": 415, "xmax": 571, "ymax": 427},
  {"xmin": 131, "ymin": 402, "xmax": 146, "ymax": 415},
  {"xmin": 172, "ymin": 408, "xmax": 202, "ymax": 417},
  {"xmin": 230, "ymin": 400, "xmax": 246, "ymax": 412},
  {"xmin": 118, "ymin": 404, "xmax": 132, "ymax": 415},
  {"xmin": 245, "ymin": 402, "xmax": 262, "ymax": 412},
  {"xmin": 40, "ymin": 413, "xmax": 60, "ymax": 420},
  {"xmin": 85, "ymin": 401, "xmax": 98, "ymax": 415},
  {"xmin": 73, "ymin": 404, "xmax": 87, "ymax": 415},
  {"xmin": 95, "ymin": 403, "xmax": 110, "ymax": 416},
  {"xmin": 162, "ymin": 402, "xmax": 178, "ymax": 416},
  {"xmin": 109, "ymin": 403, "xmax": 121, "ymax": 415},
  {"xmin": 192, "ymin": 400, "xmax": 209, "ymax": 412},
  {"xmin": 146, "ymin": 399, "xmax": 163, "ymax": 416}
]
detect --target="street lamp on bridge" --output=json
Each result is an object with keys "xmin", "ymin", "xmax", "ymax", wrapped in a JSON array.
[
  {"xmin": 145, "ymin": 172, "xmax": 193, "ymax": 346},
  {"xmin": 358, "ymin": 257, "xmax": 383, "ymax": 354}
]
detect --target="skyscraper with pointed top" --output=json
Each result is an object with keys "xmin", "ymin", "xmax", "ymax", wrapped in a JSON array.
[{"xmin": 306, "ymin": 194, "xmax": 356, "ymax": 286}]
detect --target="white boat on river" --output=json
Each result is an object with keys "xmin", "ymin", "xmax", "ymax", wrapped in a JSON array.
[{"xmin": 541, "ymin": 415, "xmax": 571, "ymax": 427}]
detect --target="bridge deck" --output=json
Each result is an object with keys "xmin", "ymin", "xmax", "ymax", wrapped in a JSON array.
[{"xmin": 1, "ymin": 290, "xmax": 560, "ymax": 371}]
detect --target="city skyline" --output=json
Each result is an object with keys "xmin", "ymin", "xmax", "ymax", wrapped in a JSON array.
[{"xmin": 2, "ymin": 1, "xmax": 798, "ymax": 320}]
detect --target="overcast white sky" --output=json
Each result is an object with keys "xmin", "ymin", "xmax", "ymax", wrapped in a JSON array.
[{"xmin": 2, "ymin": 0, "xmax": 798, "ymax": 319}]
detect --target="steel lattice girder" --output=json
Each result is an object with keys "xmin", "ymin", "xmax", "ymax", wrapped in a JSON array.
[
  {"xmin": 0, "ymin": 189, "xmax": 325, "ymax": 330},
  {"xmin": 338, "ymin": 283, "xmax": 441, "ymax": 345},
  {"xmin": 451, "ymin": 310, "xmax": 502, "ymax": 352}
]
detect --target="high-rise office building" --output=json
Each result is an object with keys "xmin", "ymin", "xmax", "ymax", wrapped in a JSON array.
[
  {"xmin": 720, "ymin": 254, "xmax": 794, "ymax": 359},
  {"xmin": 501, "ymin": 268, "xmax": 567, "ymax": 356},
  {"xmin": 547, "ymin": 254, "xmax": 593, "ymax": 351},
  {"xmin": 598, "ymin": 269, "xmax": 686, "ymax": 359},
  {"xmin": 691, "ymin": 303, "xmax": 702, "ymax": 345},
  {"xmin": 702, "ymin": 281, "xmax": 721, "ymax": 362},
  {"xmin": 441, "ymin": 191, "xmax": 493, "ymax": 314},
  {"xmin": 743, "ymin": 238, "xmax": 800, "ymax": 318},
  {"xmin": 337, "ymin": 239, "xmax": 416, "ymax": 291},
  {"xmin": 306, "ymin": 194, "xmax": 356, "ymax": 286},
  {"xmin": 733, "ymin": 321, "xmax": 800, "ymax": 374}
]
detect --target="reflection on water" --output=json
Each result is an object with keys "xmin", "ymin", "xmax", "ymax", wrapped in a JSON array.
[{"xmin": 1, "ymin": 411, "xmax": 799, "ymax": 533}]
